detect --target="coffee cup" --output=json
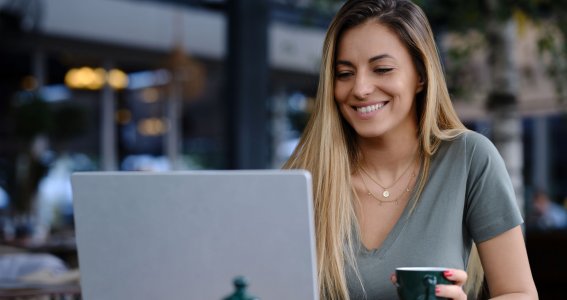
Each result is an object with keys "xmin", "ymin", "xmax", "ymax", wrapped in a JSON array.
[{"xmin": 395, "ymin": 267, "xmax": 454, "ymax": 300}]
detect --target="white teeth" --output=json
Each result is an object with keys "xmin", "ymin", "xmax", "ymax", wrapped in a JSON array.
[{"xmin": 356, "ymin": 103, "xmax": 386, "ymax": 113}]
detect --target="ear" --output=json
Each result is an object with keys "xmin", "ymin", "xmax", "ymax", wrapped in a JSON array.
[{"xmin": 415, "ymin": 78, "xmax": 425, "ymax": 94}]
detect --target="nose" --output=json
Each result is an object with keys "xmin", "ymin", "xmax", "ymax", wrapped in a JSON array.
[{"xmin": 352, "ymin": 73, "xmax": 374, "ymax": 100}]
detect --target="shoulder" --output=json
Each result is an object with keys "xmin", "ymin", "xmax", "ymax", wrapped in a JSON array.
[
  {"xmin": 433, "ymin": 130, "xmax": 507, "ymax": 179},
  {"xmin": 461, "ymin": 130, "xmax": 495, "ymax": 148},
  {"xmin": 441, "ymin": 130, "xmax": 500, "ymax": 160},
  {"xmin": 443, "ymin": 131, "xmax": 511, "ymax": 186},
  {"xmin": 444, "ymin": 130, "xmax": 491, "ymax": 147}
]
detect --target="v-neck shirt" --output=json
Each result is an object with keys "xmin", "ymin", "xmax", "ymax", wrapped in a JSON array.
[{"xmin": 346, "ymin": 131, "xmax": 523, "ymax": 300}]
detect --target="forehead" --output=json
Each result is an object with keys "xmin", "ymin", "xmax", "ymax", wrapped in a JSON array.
[{"xmin": 336, "ymin": 21, "xmax": 410, "ymax": 62}]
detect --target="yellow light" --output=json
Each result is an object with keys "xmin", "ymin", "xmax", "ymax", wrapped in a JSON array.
[
  {"xmin": 108, "ymin": 69, "xmax": 128, "ymax": 89},
  {"xmin": 137, "ymin": 118, "xmax": 168, "ymax": 136},
  {"xmin": 87, "ymin": 68, "xmax": 106, "ymax": 90},
  {"xmin": 141, "ymin": 87, "xmax": 160, "ymax": 103},
  {"xmin": 21, "ymin": 75, "xmax": 38, "ymax": 91},
  {"xmin": 76, "ymin": 67, "xmax": 95, "ymax": 87},
  {"xmin": 64, "ymin": 68, "xmax": 78, "ymax": 88},
  {"xmin": 115, "ymin": 109, "xmax": 132, "ymax": 125},
  {"xmin": 64, "ymin": 67, "xmax": 129, "ymax": 90}
]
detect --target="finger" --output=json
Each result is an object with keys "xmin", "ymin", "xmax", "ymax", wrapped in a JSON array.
[
  {"xmin": 390, "ymin": 273, "xmax": 398, "ymax": 286},
  {"xmin": 443, "ymin": 269, "xmax": 467, "ymax": 286},
  {"xmin": 390, "ymin": 273, "xmax": 399, "ymax": 287},
  {"xmin": 436, "ymin": 284, "xmax": 467, "ymax": 300}
]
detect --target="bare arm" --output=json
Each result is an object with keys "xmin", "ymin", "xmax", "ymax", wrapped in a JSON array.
[{"xmin": 477, "ymin": 225, "xmax": 538, "ymax": 299}]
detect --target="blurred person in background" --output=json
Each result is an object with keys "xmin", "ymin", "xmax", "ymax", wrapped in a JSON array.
[
  {"xmin": 528, "ymin": 189, "xmax": 567, "ymax": 231},
  {"xmin": 284, "ymin": 0, "xmax": 537, "ymax": 299}
]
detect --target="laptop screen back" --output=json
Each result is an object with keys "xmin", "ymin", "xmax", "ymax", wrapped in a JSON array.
[{"xmin": 71, "ymin": 170, "xmax": 318, "ymax": 300}]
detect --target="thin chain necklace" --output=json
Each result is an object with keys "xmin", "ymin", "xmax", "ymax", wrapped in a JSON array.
[
  {"xmin": 360, "ymin": 165, "xmax": 417, "ymax": 205},
  {"xmin": 359, "ymin": 151, "xmax": 417, "ymax": 198}
]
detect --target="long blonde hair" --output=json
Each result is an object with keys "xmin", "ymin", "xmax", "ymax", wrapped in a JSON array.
[{"xmin": 283, "ymin": 0, "xmax": 482, "ymax": 299}]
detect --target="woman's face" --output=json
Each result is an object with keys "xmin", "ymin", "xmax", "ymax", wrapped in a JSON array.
[{"xmin": 334, "ymin": 21, "xmax": 423, "ymax": 140}]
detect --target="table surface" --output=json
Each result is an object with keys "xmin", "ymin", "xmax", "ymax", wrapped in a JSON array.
[{"xmin": 0, "ymin": 283, "xmax": 81, "ymax": 297}]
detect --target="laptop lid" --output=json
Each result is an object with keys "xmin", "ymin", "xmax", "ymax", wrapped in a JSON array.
[{"xmin": 71, "ymin": 170, "xmax": 318, "ymax": 300}]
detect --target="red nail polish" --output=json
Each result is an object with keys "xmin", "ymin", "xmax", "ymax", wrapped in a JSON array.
[
  {"xmin": 444, "ymin": 270, "xmax": 453, "ymax": 277},
  {"xmin": 435, "ymin": 287, "xmax": 441, "ymax": 294}
]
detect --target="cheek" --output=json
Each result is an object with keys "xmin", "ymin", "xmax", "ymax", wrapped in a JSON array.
[
  {"xmin": 333, "ymin": 88, "xmax": 350, "ymax": 117},
  {"xmin": 381, "ymin": 77, "xmax": 404, "ymax": 93},
  {"xmin": 387, "ymin": 77, "xmax": 416, "ymax": 101},
  {"xmin": 334, "ymin": 83, "xmax": 348, "ymax": 104}
]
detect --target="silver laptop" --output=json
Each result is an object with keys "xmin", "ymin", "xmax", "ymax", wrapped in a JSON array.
[{"xmin": 71, "ymin": 170, "xmax": 318, "ymax": 300}]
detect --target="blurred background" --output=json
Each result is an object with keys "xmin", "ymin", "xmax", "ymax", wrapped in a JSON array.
[{"xmin": 0, "ymin": 0, "xmax": 566, "ymax": 298}]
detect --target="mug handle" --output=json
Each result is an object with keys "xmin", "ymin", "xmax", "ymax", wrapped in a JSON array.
[{"xmin": 422, "ymin": 274, "xmax": 437, "ymax": 300}]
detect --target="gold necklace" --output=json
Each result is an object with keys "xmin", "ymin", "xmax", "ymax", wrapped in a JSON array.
[
  {"xmin": 360, "ymin": 166, "xmax": 417, "ymax": 205},
  {"xmin": 359, "ymin": 153, "xmax": 417, "ymax": 198}
]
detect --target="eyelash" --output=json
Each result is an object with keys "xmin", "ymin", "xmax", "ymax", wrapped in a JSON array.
[
  {"xmin": 335, "ymin": 68, "xmax": 393, "ymax": 79},
  {"xmin": 336, "ymin": 72, "xmax": 353, "ymax": 79},
  {"xmin": 375, "ymin": 68, "xmax": 393, "ymax": 74}
]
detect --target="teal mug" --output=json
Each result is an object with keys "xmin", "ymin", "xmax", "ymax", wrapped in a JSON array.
[{"xmin": 396, "ymin": 267, "xmax": 454, "ymax": 300}]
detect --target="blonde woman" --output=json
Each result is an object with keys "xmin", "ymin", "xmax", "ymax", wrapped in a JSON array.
[{"xmin": 284, "ymin": 0, "xmax": 538, "ymax": 299}]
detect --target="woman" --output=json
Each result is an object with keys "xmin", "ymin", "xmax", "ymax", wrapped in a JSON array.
[{"xmin": 283, "ymin": 0, "xmax": 538, "ymax": 299}]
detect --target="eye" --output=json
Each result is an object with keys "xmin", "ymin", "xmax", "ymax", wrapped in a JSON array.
[
  {"xmin": 335, "ymin": 71, "xmax": 353, "ymax": 80},
  {"xmin": 374, "ymin": 67, "xmax": 393, "ymax": 74}
]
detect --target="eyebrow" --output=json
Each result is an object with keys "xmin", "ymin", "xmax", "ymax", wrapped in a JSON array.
[{"xmin": 336, "ymin": 54, "xmax": 394, "ymax": 67}]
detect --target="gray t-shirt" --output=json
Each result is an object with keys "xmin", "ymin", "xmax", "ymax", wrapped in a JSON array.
[{"xmin": 346, "ymin": 131, "xmax": 523, "ymax": 300}]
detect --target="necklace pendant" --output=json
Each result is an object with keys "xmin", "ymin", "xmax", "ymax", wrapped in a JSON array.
[{"xmin": 382, "ymin": 190, "xmax": 390, "ymax": 198}]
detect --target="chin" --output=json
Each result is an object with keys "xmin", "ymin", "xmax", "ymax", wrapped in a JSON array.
[{"xmin": 352, "ymin": 126, "xmax": 387, "ymax": 139}]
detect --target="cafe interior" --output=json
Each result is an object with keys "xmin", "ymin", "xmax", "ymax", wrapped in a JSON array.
[{"xmin": 1, "ymin": 0, "xmax": 566, "ymax": 298}]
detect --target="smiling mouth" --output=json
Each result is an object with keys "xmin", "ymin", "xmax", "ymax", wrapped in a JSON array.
[{"xmin": 354, "ymin": 102, "xmax": 388, "ymax": 113}]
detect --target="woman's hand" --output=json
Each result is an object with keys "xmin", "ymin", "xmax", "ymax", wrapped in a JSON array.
[
  {"xmin": 436, "ymin": 269, "xmax": 467, "ymax": 299},
  {"xmin": 390, "ymin": 268, "xmax": 468, "ymax": 300}
]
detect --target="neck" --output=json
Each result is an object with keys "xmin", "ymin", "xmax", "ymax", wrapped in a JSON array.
[{"xmin": 358, "ymin": 132, "xmax": 419, "ymax": 179}]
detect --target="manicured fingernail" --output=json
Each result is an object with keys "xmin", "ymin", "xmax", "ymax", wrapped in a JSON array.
[
  {"xmin": 435, "ymin": 287, "xmax": 441, "ymax": 294},
  {"xmin": 444, "ymin": 270, "xmax": 453, "ymax": 277}
]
